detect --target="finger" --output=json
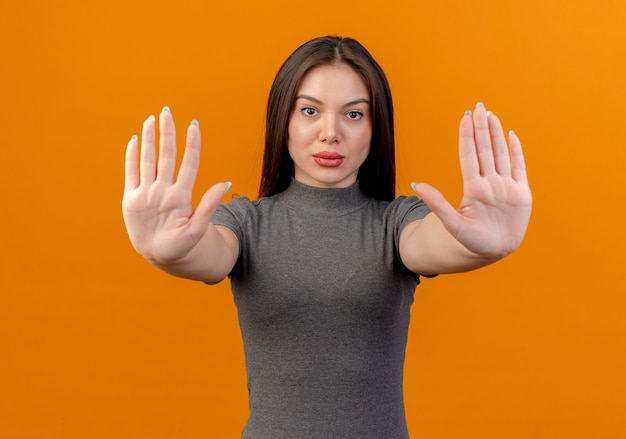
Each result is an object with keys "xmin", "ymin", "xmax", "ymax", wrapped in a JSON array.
[
  {"xmin": 473, "ymin": 102, "xmax": 496, "ymax": 175},
  {"xmin": 411, "ymin": 182, "xmax": 462, "ymax": 235},
  {"xmin": 187, "ymin": 182, "xmax": 232, "ymax": 238},
  {"xmin": 157, "ymin": 106, "xmax": 177, "ymax": 184},
  {"xmin": 459, "ymin": 110, "xmax": 479, "ymax": 181},
  {"xmin": 508, "ymin": 130, "xmax": 529, "ymax": 185},
  {"xmin": 176, "ymin": 120, "xmax": 202, "ymax": 190},
  {"xmin": 487, "ymin": 112, "xmax": 511, "ymax": 177},
  {"xmin": 139, "ymin": 115, "xmax": 156, "ymax": 185},
  {"xmin": 124, "ymin": 135, "xmax": 139, "ymax": 192}
]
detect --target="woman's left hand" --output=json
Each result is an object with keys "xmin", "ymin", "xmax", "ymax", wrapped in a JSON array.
[{"xmin": 412, "ymin": 103, "xmax": 532, "ymax": 259}]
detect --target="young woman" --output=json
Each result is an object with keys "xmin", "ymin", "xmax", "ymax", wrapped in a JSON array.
[{"xmin": 123, "ymin": 36, "xmax": 531, "ymax": 438}]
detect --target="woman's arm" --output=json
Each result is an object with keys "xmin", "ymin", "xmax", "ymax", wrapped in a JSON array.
[
  {"xmin": 400, "ymin": 103, "xmax": 532, "ymax": 275},
  {"xmin": 122, "ymin": 107, "xmax": 238, "ymax": 283}
]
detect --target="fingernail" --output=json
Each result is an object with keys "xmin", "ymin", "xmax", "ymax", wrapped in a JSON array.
[
  {"xmin": 464, "ymin": 110, "xmax": 472, "ymax": 116},
  {"xmin": 162, "ymin": 106, "xmax": 170, "ymax": 112},
  {"xmin": 191, "ymin": 119, "xmax": 199, "ymax": 126},
  {"xmin": 224, "ymin": 181, "xmax": 232, "ymax": 193},
  {"xmin": 410, "ymin": 182, "xmax": 418, "ymax": 192},
  {"xmin": 476, "ymin": 102, "xmax": 484, "ymax": 108},
  {"xmin": 486, "ymin": 111, "xmax": 493, "ymax": 117},
  {"xmin": 509, "ymin": 130, "xmax": 516, "ymax": 136},
  {"xmin": 131, "ymin": 134, "xmax": 138, "ymax": 141}
]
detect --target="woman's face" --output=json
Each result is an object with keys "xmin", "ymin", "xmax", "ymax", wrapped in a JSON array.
[{"xmin": 287, "ymin": 63, "xmax": 372, "ymax": 189}]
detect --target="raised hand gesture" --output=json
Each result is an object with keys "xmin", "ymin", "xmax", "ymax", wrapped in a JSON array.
[
  {"xmin": 122, "ymin": 108, "xmax": 234, "ymax": 278},
  {"xmin": 406, "ymin": 103, "xmax": 532, "ymax": 272}
]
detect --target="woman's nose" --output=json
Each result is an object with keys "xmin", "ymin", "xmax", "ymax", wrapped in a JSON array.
[{"xmin": 320, "ymin": 114, "xmax": 338, "ymax": 143}]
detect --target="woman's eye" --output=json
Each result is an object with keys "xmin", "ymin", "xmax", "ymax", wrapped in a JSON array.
[
  {"xmin": 301, "ymin": 107, "xmax": 318, "ymax": 116},
  {"xmin": 347, "ymin": 111, "xmax": 364, "ymax": 120}
]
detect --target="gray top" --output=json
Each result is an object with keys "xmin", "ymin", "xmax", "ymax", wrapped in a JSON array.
[{"xmin": 211, "ymin": 179, "xmax": 431, "ymax": 438}]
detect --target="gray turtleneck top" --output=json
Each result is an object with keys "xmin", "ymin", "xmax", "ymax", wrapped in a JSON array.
[{"xmin": 211, "ymin": 180, "xmax": 431, "ymax": 438}]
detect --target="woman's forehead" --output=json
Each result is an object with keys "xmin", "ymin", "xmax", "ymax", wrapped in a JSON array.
[{"xmin": 296, "ymin": 64, "xmax": 369, "ymax": 101}]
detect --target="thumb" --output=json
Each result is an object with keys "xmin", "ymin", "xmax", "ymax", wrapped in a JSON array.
[
  {"xmin": 410, "ymin": 181, "xmax": 461, "ymax": 233},
  {"xmin": 187, "ymin": 181, "xmax": 232, "ymax": 237}
]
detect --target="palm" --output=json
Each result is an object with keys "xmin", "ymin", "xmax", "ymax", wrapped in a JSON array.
[
  {"xmin": 123, "ymin": 178, "xmax": 195, "ymax": 261},
  {"xmin": 416, "ymin": 105, "xmax": 532, "ymax": 258}
]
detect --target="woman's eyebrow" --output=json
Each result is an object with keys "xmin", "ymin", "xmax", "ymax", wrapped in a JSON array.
[
  {"xmin": 344, "ymin": 98, "xmax": 370, "ymax": 106},
  {"xmin": 295, "ymin": 94, "xmax": 323, "ymax": 104},
  {"xmin": 295, "ymin": 94, "xmax": 370, "ymax": 106}
]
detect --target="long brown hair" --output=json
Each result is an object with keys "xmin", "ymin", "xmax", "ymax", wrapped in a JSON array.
[{"xmin": 259, "ymin": 36, "xmax": 396, "ymax": 200}]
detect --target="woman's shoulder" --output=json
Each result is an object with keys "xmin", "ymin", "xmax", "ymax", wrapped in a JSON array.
[
  {"xmin": 214, "ymin": 193, "xmax": 278, "ymax": 221},
  {"xmin": 380, "ymin": 194, "xmax": 431, "ymax": 223}
]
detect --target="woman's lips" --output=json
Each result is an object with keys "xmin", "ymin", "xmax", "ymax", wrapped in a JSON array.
[{"xmin": 313, "ymin": 152, "xmax": 344, "ymax": 167}]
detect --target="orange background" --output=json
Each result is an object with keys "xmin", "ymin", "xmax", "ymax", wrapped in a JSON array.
[{"xmin": 1, "ymin": 0, "xmax": 625, "ymax": 438}]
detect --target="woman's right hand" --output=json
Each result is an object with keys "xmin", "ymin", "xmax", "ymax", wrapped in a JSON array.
[{"xmin": 122, "ymin": 107, "xmax": 231, "ymax": 266}]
